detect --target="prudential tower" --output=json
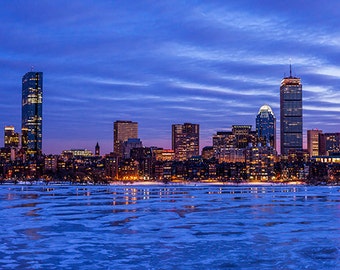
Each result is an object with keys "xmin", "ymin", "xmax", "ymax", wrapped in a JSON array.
[{"xmin": 280, "ymin": 65, "xmax": 302, "ymax": 155}]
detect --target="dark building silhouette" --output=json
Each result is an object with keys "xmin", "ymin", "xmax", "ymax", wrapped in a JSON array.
[
  {"xmin": 202, "ymin": 146, "xmax": 214, "ymax": 160},
  {"xmin": 22, "ymin": 71, "xmax": 43, "ymax": 156},
  {"xmin": 280, "ymin": 66, "xmax": 302, "ymax": 155},
  {"xmin": 95, "ymin": 142, "xmax": 100, "ymax": 156}
]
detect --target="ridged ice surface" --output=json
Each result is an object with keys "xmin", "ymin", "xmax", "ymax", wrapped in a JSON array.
[{"xmin": 1, "ymin": 184, "xmax": 340, "ymax": 269}]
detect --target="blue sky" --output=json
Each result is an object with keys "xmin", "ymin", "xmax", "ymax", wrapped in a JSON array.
[{"xmin": 1, "ymin": 0, "xmax": 339, "ymax": 154}]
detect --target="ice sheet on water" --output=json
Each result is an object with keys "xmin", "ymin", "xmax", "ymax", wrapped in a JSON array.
[{"xmin": 0, "ymin": 184, "xmax": 340, "ymax": 269}]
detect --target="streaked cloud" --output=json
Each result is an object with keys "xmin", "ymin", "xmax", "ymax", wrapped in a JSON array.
[{"xmin": 0, "ymin": 1, "xmax": 339, "ymax": 154}]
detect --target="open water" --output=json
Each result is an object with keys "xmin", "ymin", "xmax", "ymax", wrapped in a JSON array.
[{"xmin": 0, "ymin": 184, "xmax": 340, "ymax": 269}]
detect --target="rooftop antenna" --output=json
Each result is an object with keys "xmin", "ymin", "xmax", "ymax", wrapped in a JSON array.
[
  {"xmin": 31, "ymin": 65, "xmax": 34, "ymax": 72},
  {"xmin": 289, "ymin": 58, "xmax": 292, "ymax": 77}
]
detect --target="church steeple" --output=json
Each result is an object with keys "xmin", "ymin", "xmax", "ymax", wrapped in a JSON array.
[{"xmin": 95, "ymin": 142, "xmax": 100, "ymax": 156}]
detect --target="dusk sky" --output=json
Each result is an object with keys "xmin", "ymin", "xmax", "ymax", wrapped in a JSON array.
[{"xmin": 1, "ymin": 1, "xmax": 339, "ymax": 155}]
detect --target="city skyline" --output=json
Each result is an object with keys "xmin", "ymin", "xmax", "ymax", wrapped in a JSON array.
[{"xmin": 1, "ymin": 1, "xmax": 339, "ymax": 154}]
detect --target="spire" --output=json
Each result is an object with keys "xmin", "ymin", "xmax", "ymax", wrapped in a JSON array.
[
  {"xmin": 95, "ymin": 142, "xmax": 100, "ymax": 156},
  {"xmin": 289, "ymin": 58, "xmax": 292, "ymax": 77}
]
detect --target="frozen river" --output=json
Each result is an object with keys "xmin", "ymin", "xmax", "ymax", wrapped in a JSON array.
[{"xmin": 1, "ymin": 184, "xmax": 340, "ymax": 269}]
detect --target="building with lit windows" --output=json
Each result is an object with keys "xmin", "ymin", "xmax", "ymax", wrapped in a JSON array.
[
  {"xmin": 307, "ymin": 129, "xmax": 322, "ymax": 157},
  {"xmin": 256, "ymin": 105, "xmax": 276, "ymax": 149},
  {"xmin": 4, "ymin": 126, "xmax": 19, "ymax": 148},
  {"xmin": 319, "ymin": 133, "xmax": 340, "ymax": 156},
  {"xmin": 22, "ymin": 71, "xmax": 43, "ymax": 156},
  {"xmin": 212, "ymin": 126, "xmax": 257, "ymax": 163},
  {"xmin": 153, "ymin": 149, "xmax": 175, "ymax": 161},
  {"xmin": 62, "ymin": 149, "xmax": 93, "ymax": 158},
  {"xmin": 113, "ymin": 120, "xmax": 138, "ymax": 158},
  {"xmin": 245, "ymin": 143, "xmax": 276, "ymax": 182},
  {"xmin": 232, "ymin": 125, "xmax": 257, "ymax": 149},
  {"xmin": 280, "ymin": 66, "xmax": 302, "ymax": 155},
  {"xmin": 172, "ymin": 123, "xmax": 199, "ymax": 161}
]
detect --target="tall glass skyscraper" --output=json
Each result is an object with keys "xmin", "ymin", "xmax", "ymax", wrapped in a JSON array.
[
  {"xmin": 22, "ymin": 71, "xmax": 43, "ymax": 156},
  {"xmin": 256, "ymin": 105, "xmax": 276, "ymax": 149},
  {"xmin": 280, "ymin": 66, "xmax": 302, "ymax": 155}
]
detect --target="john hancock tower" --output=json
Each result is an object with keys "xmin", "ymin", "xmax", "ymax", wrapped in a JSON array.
[
  {"xmin": 280, "ymin": 66, "xmax": 302, "ymax": 155},
  {"xmin": 22, "ymin": 71, "xmax": 43, "ymax": 156}
]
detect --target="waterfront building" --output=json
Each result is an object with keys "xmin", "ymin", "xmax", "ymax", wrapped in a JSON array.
[
  {"xmin": 113, "ymin": 120, "xmax": 138, "ymax": 157},
  {"xmin": 319, "ymin": 133, "xmax": 340, "ymax": 156},
  {"xmin": 153, "ymin": 160, "xmax": 173, "ymax": 181},
  {"xmin": 118, "ymin": 159, "xmax": 139, "ymax": 181},
  {"xmin": 104, "ymin": 152, "xmax": 119, "ymax": 180},
  {"xmin": 172, "ymin": 123, "xmax": 199, "ymax": 161},
  {"xmin": 280, "ymin": 66, "xmax": 302, "ymax": 155},
  {"xmin": 245, "ymin": 143, "xmax": 276, "ymax": 181},
  {"xmin": 130, "ymin": 147, "xmax": 153, "ymax": 179},
  {"xmin": 307, "ymin": 129, "xmax": 322, "ymax": 157},
  {"xmin": 44, "ymin": 155, "xmax": 58, "ymax": 173},
  {"xmin": 256, "ymin": 105, "xmax": 276, "ymax": 149},
  {"xmin": 4, "ymin": 126, "xmax": 19, "ymax": 148},
  {"xmin": 22, "ymin": 71, "xmax": 43, "ymax": 156}
]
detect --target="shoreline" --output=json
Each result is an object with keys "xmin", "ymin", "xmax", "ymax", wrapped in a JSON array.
[{"xmin": 0, "ymin": 179, "xmax": 335, "ymax": 187}]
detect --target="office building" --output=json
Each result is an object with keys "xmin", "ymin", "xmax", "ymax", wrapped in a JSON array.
[
  {"xmin": 4, "ymin": 126, "xmax": 19, "ymax": 148},
  {"xmin": 22, "ymin": 71, "xmax": 43, "ymax": 156},
  {"xmin": 256, "ymin": 105, "xmax": 276, "ymax": 149},
  {"xmin": 172, "ymin": 123, "xmax": 199, "ymax": 161},
  {"xmin": 319, "ymin": 133, "xmax": 340, "ymax": 156},
  {"xmin": 123, "ymin": 138, "xmax": 143, "ymax": 159},
  {"xmin": 232, "ymin": 125, "xmax": 257, "ymax": 149},
  {"xmin": 113, "ymin": 120, "xmax": 138, "ymax": 157},
  {"xmin": 280, "ymin": 66, "xmax": 302, "ymax": 155},
  {"xmin": 212, "ymin": 126, "xmax": 257, "ymax": 163},
  {"xmin": 307, "ymin": 129, "xmax": 322, "ymax": 157}
]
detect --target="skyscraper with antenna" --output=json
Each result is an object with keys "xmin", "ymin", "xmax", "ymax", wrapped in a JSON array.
[{"xmin": 280, "ymin": 65, "xmax": 302, "ymax": 155}]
